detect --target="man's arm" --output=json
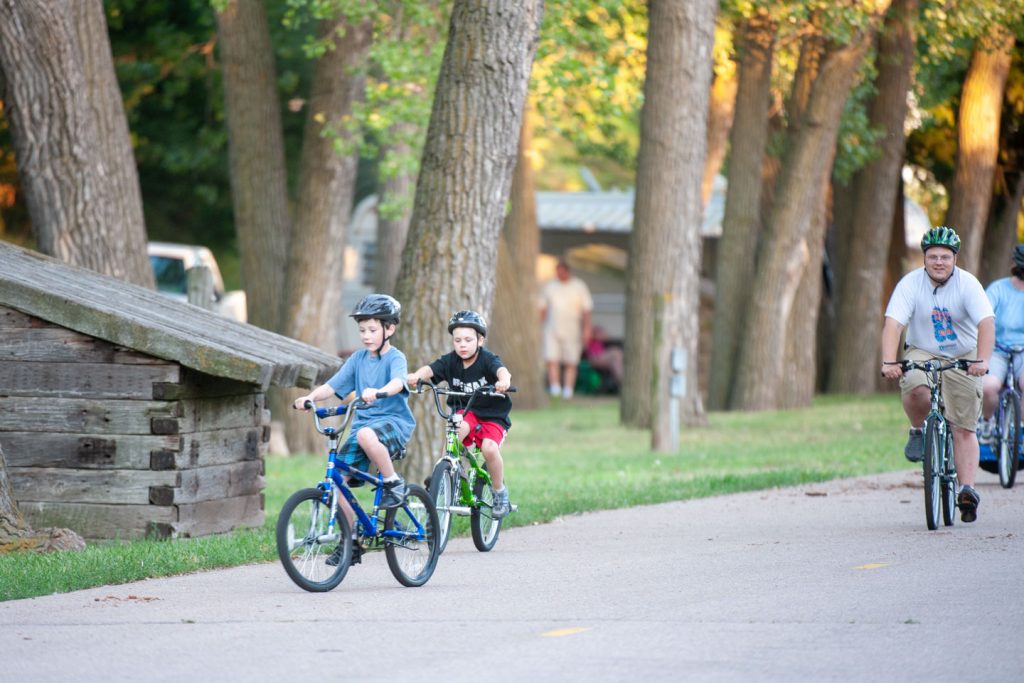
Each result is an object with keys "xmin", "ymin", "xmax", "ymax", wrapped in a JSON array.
[
  {"xmin": 880, "ymin": 316, "xmax": 906, "ymax": 379},
  {"xmin": 970, "ymin": 316, "xmax": 995, "ymax": 377}
]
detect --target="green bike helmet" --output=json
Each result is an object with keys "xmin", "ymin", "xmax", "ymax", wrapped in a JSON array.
[{"xmin": 920, "ymin": 226, "xmax": 961, "ymax": 254}]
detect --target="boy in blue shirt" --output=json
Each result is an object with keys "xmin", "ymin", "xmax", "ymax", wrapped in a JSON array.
[
  {"xmin": 406, "ymin": 310, "xmax": 513, "ymax": 518},
  {"xmin": 294, "ymin": 294, "xmax": 415, "ymax": 564}
]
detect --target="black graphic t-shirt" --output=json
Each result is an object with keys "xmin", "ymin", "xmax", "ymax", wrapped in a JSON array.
[{"xmin": 428, "ymin": 348, "xmax": 512, "ymax": 429}]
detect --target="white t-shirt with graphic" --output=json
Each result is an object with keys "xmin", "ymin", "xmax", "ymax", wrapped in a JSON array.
[{"xmin": 885, "ymin": 267, "xmax": 994, "ymax": 357}]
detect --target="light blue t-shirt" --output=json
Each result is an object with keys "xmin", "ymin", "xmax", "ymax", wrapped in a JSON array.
[
  {"xmin": 986, "ymin": 277, "xmax": 1024, "ymax": 348},
  {"xmin": 327, "ymin": 347, "xmax": 415, "ymax": 444}
]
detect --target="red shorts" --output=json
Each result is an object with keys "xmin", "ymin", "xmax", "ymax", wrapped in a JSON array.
[{"xmin": 458, "ymin": 410, "xmax": 507, "ymax": 449}]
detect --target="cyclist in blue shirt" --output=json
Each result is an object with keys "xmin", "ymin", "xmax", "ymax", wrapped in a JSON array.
[
  {"xmin": 294, "ymin": 294, "xmax": 415, "ymax": 565},
  {"xmin": 980, "ymin": 245, "xmax": 1024, "ymax": 438}
]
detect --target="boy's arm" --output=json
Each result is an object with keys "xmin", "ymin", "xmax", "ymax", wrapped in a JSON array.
[
  {"xmin": 293, "ymin": 382, "xmax": 340, "ymax": 410},
  {"xmin": 495, "ymin": 366, "xmax": 512, "ymax": 393},
  {"xmin": 406, "ymin": 365, "xmax": 435, "ymax": 387}
]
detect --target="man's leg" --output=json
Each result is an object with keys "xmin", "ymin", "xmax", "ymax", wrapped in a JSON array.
[
  {"xmin": 562, "ymin": 362, "xmax": 578, "ymax": 398},
  {"xmin": 951, "ymin": 426, "xmax": 978, "ymax": 488},
  {"xmin": 902, "ymin": 385, "xmax": 930, "ymax": 427}
]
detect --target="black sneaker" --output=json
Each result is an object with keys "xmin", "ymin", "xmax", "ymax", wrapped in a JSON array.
[
  {"xmin": 379, "ymin": 477, "xmax": 407, "ymax": 508},
  {"xmin": 904, "ymin": 427, "xmax": 924, "ymax": 463},
  {"xmin": 325, "ymin": 542, "xmax": 363, "ymax": 567},
  {"xmin": 958, "ymin": 485, "xmax": 980, "ymax": 523}
]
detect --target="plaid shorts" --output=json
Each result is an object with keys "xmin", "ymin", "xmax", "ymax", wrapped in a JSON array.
[{"xmin": 337, "ymin": 421, "xmax": 408, "ymax": 477}]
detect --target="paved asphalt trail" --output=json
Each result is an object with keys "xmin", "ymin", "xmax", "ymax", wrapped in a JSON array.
[{"xmin": 3, "ymin": 469, "xmax": 1024, "ymax": 682}]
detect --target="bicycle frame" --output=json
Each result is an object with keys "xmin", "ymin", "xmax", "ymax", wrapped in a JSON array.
[
  {"xmin": 309, "ymin": 402, "xmax": 427, "ymax": 548},
  {"xmin": 418, "ymin": 383, "xmax": 497, "ymax": 515},
  {"xmin": 994, "ymin": 343, "xmax": 1023, "ymax": 432}
]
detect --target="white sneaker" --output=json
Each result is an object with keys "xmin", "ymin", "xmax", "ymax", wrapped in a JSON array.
[
  {"xmin": 562, "ymin": 386, "xmax": 573, "ymax": 399},
  {"xmin": 549, "ymin": 384, "xmax": 562, "ymax": 398}
]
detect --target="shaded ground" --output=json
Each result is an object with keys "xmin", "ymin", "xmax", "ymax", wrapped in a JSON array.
[{"xmin": 3, "ymin": 469, "xmax": 1023, "ymax": 682}]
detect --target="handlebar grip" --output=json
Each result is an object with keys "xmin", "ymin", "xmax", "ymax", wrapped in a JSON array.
[
  {"xmin": 376, "ymin": 391, "xmax": 389, "ymax": 399},
  {"xmin": 302, "ymin": 400, "xmax": 314, "ymax": 410},
  {"xmin": 506, "ymin": 386, "xmax": 517, "ymax": 393}
]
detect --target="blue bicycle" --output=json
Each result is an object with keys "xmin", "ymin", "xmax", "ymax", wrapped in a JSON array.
[
  {"xmin": 275, "ymin": 398, "xmax": 440, "ymax": 591},
  {"xmin": 988, "ymin": 343, "xmax": 1022, "ymax": 489}
]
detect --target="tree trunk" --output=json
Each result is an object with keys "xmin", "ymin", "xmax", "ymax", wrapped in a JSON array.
[
  {"xmin": 702, "ymin": 65, "xmax": 738, "ymax": 206},
  {"xmin": 622, "ymin": 0, "xmax": 715, "ymax": 444},
  {"xmin": 0, "ymin": 0, "xmax": 144, "ymax": 281},
  {"xmin": 980, "ymin": 171, "xmax": 1024, "ymax": 285},
  {"xmin": 945, "ymin": 23, "xmax": 1015, "ymax": 274},
  {"xmin": 490, "ymin": 106, "xmax": 546, "ymax": 410},
  {"xmin": 1, "ymin": 442, "xmax": 85, "ymax": 553},
  {"xmin": 394, "ymin": 0, "xmax": 542, "ymax": 482},
  {"xmin": 216, "ymin": 0, "xmax": 292, "ymax": 333},
  {"xmin": 70, "ymin": 0, "xmax": 153, "ymax": 288},
  {"xmin": 779, "ymin": 24, "xmax": 828, "ymax": 408},
  {"xmin": 734, "ymin": 14, "xmax": 885, "ymax": 411},
  {"xmin": 375, "ymin": 124, "xmax": 416, "ymax": 293},
  {"xmin": 277, "ymin": 19, "xmax": 373, "ymax": 455},
  {"xmin": 707, "ymin": 10, "xmax": 775, "ymax": 410},
  {"xmin": 828, "ymin": 0, "xmax": 917, "ymax": 394}
]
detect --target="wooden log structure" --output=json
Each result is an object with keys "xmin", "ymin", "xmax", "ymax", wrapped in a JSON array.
[{"xmin": 0, "ymin": 243, "xmax": 340, "ymax": 540}]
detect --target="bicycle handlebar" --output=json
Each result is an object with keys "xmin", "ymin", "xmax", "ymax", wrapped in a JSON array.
[
  {"xmin": 882, "ymin": 358, "xmax": 981, "ymax": 376},
  {"xmin": 297, "ymin": 391, "xmax": 389, "ymax": 435},
  {"xmin": 410, "ymin": 379, "xmax": 516, "ymax": 421}
]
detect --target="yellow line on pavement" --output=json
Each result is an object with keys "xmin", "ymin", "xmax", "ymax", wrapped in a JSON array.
[
  {"xmin": 542, "ymin": 627, "xmax": 592, "ymax": 637},
  {"xmin": 854, "ymin": 563, "xmax": 890, "ymax": 570}
]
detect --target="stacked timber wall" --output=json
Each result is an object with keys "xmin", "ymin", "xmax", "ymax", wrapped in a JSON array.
[{"xmin": 0, "ymin": 306, "xmax": 268, "ymax": 539}]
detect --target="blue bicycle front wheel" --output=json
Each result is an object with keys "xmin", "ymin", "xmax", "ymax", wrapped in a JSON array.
[{"xmin": 276, "ymin": 488, "xmax": 352, "ymax": 592}]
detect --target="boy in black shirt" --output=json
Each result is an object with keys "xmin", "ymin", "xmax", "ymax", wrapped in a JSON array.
[{"xmin": 407, "ymin": 310, "xmax": 514, "ymax": 518}]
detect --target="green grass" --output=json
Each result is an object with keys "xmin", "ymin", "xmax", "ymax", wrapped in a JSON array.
[{"xmin": 0, "ymin": 394, "xmax": 909, "ymax": 601}]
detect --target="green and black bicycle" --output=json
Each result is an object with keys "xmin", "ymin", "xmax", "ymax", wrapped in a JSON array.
[{"xmin": 412, "ymin": 380, "xmax": 517, "ymax": 553}]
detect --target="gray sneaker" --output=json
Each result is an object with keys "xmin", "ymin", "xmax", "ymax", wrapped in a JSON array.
[
  {"xmin": 904, "ymin": 427, "xmax": 924, "ymax": 463},
  {"xmin": 978, "ymin": 418, "xmax": 995, "ymax": 445},
  {"xmin": 379, "ymin": 477, "xmax": 407, "ymax": 508},
  {"xmin": 492, "ymin": 487, "xmax": 510, "ymax": 519}
]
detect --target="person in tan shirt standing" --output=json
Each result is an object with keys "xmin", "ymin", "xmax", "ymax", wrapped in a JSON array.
[{"xmin": 539, "ymin": 260, "xmax": 593, "ymax": 400}]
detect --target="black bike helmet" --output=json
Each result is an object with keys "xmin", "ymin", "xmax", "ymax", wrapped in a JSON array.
[
  {"xmin": 447, "ymin": 310, "xmax": 487, "ymax": 336},
  {"xmin": 350, "ymin": 293, "xmax": 401, "ymax": 325},
  {"xmin": 1013, "ymin": 244, "xmax": 1024, "ymax": 270},
  {"xmin": 920, "ymin": 226, "xmax": 961, "ymax": 254}
]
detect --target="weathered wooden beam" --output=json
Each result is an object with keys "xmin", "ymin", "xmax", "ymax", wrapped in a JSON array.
[
  {"xmin": 0, "ymin": 397, "xmax": 178, "ymax": 434},
  {"xmin": 149, "ymin": 461, "xmax": 264, "ymax": 505},
  {"xmin": 0, "ymin": 360, "xmax": 179, "ymax": 399},
  {"xmin": 174, "ymin": 493, "xmax": 264, "ymax": 537},
  {"xmin": 9, "ymin": 468, "xmax": 179, "ymax": 504},
  {"xmin": 0, "ymin": 432, "xmax": 180, "ymax": 469},
  {"xmin": 17, "ymin": 501, "xmax": 176, "ymax": 540}
]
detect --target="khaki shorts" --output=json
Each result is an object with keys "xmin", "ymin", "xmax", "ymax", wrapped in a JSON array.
[
  {"xmin": 543, "ymin": 329, "xmax": 582, "ymax": 364},
  {"xmin": 899, "ymin": 346, "xmax": 982, "ymax": 430}
]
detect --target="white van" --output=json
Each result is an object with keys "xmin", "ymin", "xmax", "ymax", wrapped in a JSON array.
[{"xmin": 147, "ymin": 242, "xmax": 247, "ymax": 323}]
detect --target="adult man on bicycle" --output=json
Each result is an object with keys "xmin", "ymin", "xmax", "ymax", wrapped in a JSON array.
[
  {"xmin": 881, "ymin": 226, "xmax": 994, "ymax": 523},
  {"xmin": 979, "ymin": 244, "xmax": 1024, "ymax": 439}
]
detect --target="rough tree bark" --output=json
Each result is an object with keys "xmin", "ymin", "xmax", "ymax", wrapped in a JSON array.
[
  {"xmin": 394, "ymin": 0, "xmax": 543, "ymax": 482},
  {"xmin": 216, "ymin": 0, "xmax": 292, "ymax": 334},
  {"xmin": 945, "ymin": 23, "xmax": 1015, "ymax": 274},
  {"xmin": 621, "ymin": 0, "xmax": 716, "ymax": 442},
  {"xmin": 707, "ymin": 10, "xmax": 775, "ymax": 410},
  {"xmin": 828, "ymin": 0, "xmax": 917, "ymax": 394},
  {"xmin": 375, "ymin": 124, "xmax": 416, "ymax": 294},
  {"xmin": 0, "ymin": 0, "xmax": 150, "ymax": 284},
  {"xmin": 70, "ymin": 0, "xmax": 153, "ymax": 288},
  {"xmin": 733, "ymin": 6, "xmax": 889, "ymax": 411},
  {"xmin": 980, "ymin": 171, "xmax": 1024, "ymax": 285},
  {"xmin": 490, "ymin": 106, "xmax": 546, "ymax": 410},
  {"xmin": 277, "ymin": 18, "xmax": 372, "ymax": 455},
  {"xmin": 780, "ymin": 22, "xmax": 828, "ymax": 408},
  {"xmin": 1, "ymin": 443, "xmax": 85, "ymax": 554}
]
